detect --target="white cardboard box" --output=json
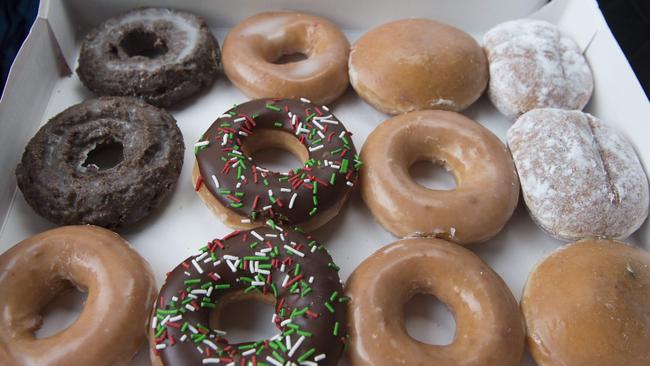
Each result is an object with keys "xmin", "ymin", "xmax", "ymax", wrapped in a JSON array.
[{"xmin": 0, "ymin": 0, "xmax": 648, "ymax": 365}]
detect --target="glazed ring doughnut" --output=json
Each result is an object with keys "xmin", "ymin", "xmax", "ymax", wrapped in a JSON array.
[
  {"xmin": 150, "ymin": 224, "xmax": 348, "ymax": 366},
  {"xmin": 78, "ymin": 7, "xmax": 220, "ymax": 107},
  {"xmin": 360, "ymin": 110, "xmax": 519, "ymax": 244},
  {"xmin": 222, "ymin": 11, "xmax": 350, "ymax": 105},
  {"xmin": 193, "ymin": 98, "xmax": 360, "ymax": 231},
  {"xmin": 16, "ymin": 97, "xmax": 185, "ymax": 229},
  {"xmin": 346, "ymin": 238, "xmax": 525, "ymax": 366},
  {"xmin": 0, "ymin": 225, "xmax": 157, "ymax": 365},
  {"xmin": 522, "ymin": 239, "xmax": 650, "ymax": 366}
]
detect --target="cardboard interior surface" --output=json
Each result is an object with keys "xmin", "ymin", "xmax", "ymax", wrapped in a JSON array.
[{"xmin": 0, "ymin": 0, "xmax": 648, "ymax": 365}]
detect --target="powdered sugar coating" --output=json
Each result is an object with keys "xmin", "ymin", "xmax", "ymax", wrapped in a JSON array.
[
  {"xmin": 484, "ymin": 19, "xmax": 594, "ymax": 119},
  {"xmin": 507, "ymin": 108, "xmax": 649, "ymax": 241}
]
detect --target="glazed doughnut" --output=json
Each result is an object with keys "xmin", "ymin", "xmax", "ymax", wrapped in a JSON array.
[
  {"xmin": 507, "ymin": 108, "xmax": 649, "ymax": 241},
  {"xmin": 484, "ymin": 19, "xmax": 593, "ymax": 119},
  {"xmin": 150, "ymin": 224, "xmax": 347, "ymax": 366},
  {"xmin": 346, "ymin": 238, "xmax": 525, "ymax": 366},
  {"xmin": 360, "ymin": 110, "xmax": 519, "ymax": 244},
  {"xmin": 222, "ymin": 12, "xmax": 350, "ymax": 105},
  {"xmin": 0, "ymin": 225, "xmax": 157, "ymax": 365},
  {"xmin": 78, "ymin": 7, "xmax": 220, "ymax": 107},
  {"xmin": 193, "ymin": 98, "xmax": 360, "ymax": 231},
  {"xmin": 16, "ymin": 97, "xmax": 185, "ymax": 229},
  {"xmin": 522, "ymin": 239, "xmax": 650, "ymax": 366},
  {"xmin": 349, "ymin": 19, "xmax": 488, "ymax": 115}
]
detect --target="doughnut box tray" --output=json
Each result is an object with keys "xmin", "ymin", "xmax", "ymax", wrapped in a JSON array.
[{"xmin": 1, "ymin": 0, "xmax": 648, "ymax": 365}]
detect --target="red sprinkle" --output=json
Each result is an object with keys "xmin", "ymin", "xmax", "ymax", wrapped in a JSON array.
[{"xmin": 194, "ymin": 175, "xmax": 203, "ymax": 191}]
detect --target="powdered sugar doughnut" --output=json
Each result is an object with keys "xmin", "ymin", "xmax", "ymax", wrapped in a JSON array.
[
  {"xmin": 484, "ymin": 19, "xmax": 593, "ymax": 119},
  {"xmin": 507, "ymin": 108, "xmax": 649, "ymax": 241}
]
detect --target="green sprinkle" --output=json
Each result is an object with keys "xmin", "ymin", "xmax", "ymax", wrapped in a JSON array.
[
  {"xmin": 333, "ymin": 321, "xmax": 340, "ymax": 336},
  {"xmin": 230, "ymin": 202, "xmax": 243, "ymax": 208},
  {"xmin": 215, "ymin": 284, "xmax": 231, "ymax": 289},
  {"xmin": 340, "ymin": 159, "xmax": 349, "ymax": 173},
  {"xmin": 309, "ymin": 207, "xmax": 318, "ymax": 216},
  {"xmin": 338, "ymin": 296, "xmax": 351, "ymax": 303},
  {"xmin": 298, "ymin": 348, "xmax": 316, "ymax": 363},
  {"xmin": 271, "ymin": 283, "xmax": 278, "ymax": 298},
  {"xmin": 325, "ymin": 302, "xmax": 335, "ymax": 313},
  {"xmin": 201, "ymin": 302, "xmax": 216, "ymax": 309},
  {"xmin": 305, "ymin": 112, "xmax": 316, "ymax": 122},
  {"xmin": 328, "ymin": 262, "xmax": 341, "ymax": 271},
  {"xmin": 249, "ymin": 241, "xmax": 259, "ymax": 248},
  {"xmin": 184, "ymin": 279, "xmax": 201, "ymax": 285},
  {"xmin": 272, "ymin": 351, "xmax": 286, "ymax": 364},
  {"xmin": 329, "ymin": 173, "xmax": 336, "ymax": 185},
  {"xmin": 274, "ymin": 121, "xmax": 283, "ymax": 128},
  {"xmin": 265, "ymin": 104, "xmax": 281, "ymax": 112},
  {"xmin": 235, "ymin": 191, "xmax": 245, "ymax": 197},
  {"xmin": 330, "ymin": 291, "xmax": 339, "ymax": 301},
  {"xmin": 294, "ymin": 263, "xmax": 301, "ymax": 275}
]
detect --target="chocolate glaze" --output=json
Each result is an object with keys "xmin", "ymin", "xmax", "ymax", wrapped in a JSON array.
[
  {"xmin": 195, "ymin": 98, "xmax": 360, "ymax": 226},
  {"xmin": 152, "ymin": 225, "xmax": 348, "ymax": 365}
]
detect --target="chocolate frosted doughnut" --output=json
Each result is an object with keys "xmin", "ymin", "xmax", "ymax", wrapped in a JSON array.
[
  {"xmin": 193, "ymin": 98, "xmax": 361, "ymax": 231},
  {"xmin": 150, "ymin": 224, "xmax": 348, "ymax": 366},
  {"xmin": 16, "ymin": 97, "xmax": 184, "ymax": 228},
  {"xmin": 78, "ymin": 8, "xmax": 220, "ymax": 107}
]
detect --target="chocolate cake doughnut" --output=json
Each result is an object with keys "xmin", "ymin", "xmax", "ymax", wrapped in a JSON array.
[
  {"xmin": 484, "ymin": 19, "xmax": 594, "ymax": 119},
  {"xmin": 193, "ymin": 98, "xmax": 361, "ymax": 231},
  {"xmin": 78, "ymin": 7, "xmax": 220, "ymax": 107},
  {"xmin": 150, "ymin": 224, "xmax": 348, "ymax": 366},
  {"xmin": 16, "ymin": 97, "xmax": 185, "ymax": 228},
  {"xmin": 507, "ymin": 108, "xmax": 649, "ymax": 241}
]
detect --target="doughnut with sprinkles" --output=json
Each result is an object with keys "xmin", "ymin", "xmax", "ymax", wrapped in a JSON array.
[
  {"xmin": 149, "ymin": 223, "xmax": 348, "ymax": 366},
  {"xmin": 193, "ymin": 98, "xmax": 361, "ymax": 231}
]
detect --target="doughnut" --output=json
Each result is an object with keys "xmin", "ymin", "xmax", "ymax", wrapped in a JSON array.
[
  {"xmin": 78, "ymin": 7, "xmax": 220, "ymax": 107},
  {"xmin": 149, "ymin": 224, "xmax": 348, "ymax": 366},
  {"xmin": 16, "ymin": 97, "xmax": 185, "ymax": 228},
  {"xmin": 193, "ymin": 98, "xmax": 360, "ymax": 231},
  {"xmin": 360, "ymin": 110, "xmax": 519, "ymax": 244},
  {"xmin": 522, "ymin": 239, "xmax": 650, "ymax": 366},
  {"xmin": 0, "ymin": 225, "xmax": 157, "ymax": 365},
  {"xmin": 349, "ymin": 19, "xmax": 488, "ymax": 115},
  {"xmin": 484, "ymin": 19, "xmax": 594, "ymax": 119},
  {"xmin": 222, "ymin": 12, "xmax": 350, "ymax": 105},
  {"xmin": 507, "ymin": 108, "xmax": 649, "ymax": 241},
  {"xmin": 346, "ymin": 238, "xmax": 525, "ymax": 366}
]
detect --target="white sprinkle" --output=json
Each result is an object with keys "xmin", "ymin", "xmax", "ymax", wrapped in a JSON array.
[
  {"xmin": 314, "ymin": 354, "xmax": 326, "ymax": 361},
  {"xmin": 223, "ymin": 255, "xmax": 239, "ymax": 260},
  {"xmin": 300, "ymin": 97, "xmax": 311, "ymax": 103},
  {"xmin": 238, "ymin": 131, "xmax": 248, "ymax": 136},
  {"xmin": 185, "ymin": 304, "xmax": 196, "ymax": 311},
  {"xmin": 256, "ymin": 166, "xmax": 270, "ymax": 173},
  {"xmin": 211, "ymin": 174, "xmax": 220, "ymax": 189},
  {"xmin": 197, "ymin": 346, "xmax": 204, "ymax": 354},
  {"xmin": 195, "ymin": 252, "xmax": 209, "ymax": 262},
  {"xmin": 234, "ymin": 117, "xmax": 246, "ymax": 123},
  {"xmin": 180, "ymin": 334, "xmax": 188, "ymax": 342},
  {"xmin": 172, "ymin": 296, "xmax": 178, "ymax": 302},
  {"xmin": 270, "ymin": 333, "xmax": 282, "ymax": 341},
  {"xmin": 301, "ymin": 362, "xmax": 317, "ymax": 366},
  {"xmin": 188, "ymin": 324, "xmax": 198, "ymax": 334},
  {"xmin": 317, "ymin": 131, "xmax": 325, "ymax": 139},
  {"xmin": 260, "ymin": 247, "xmax": 273, "ymax": 253},
  {"xmin": 319, "ymin": 119, "xmax": 339, "ymax": 124},
  {"xmin": 289, "ymin": 193, "xmax": 298, "ymax": 209},
  {"xmin": 241, "ymin": 218, "xmax": 251, "ymax": 224},
  {"xmin": 236, "ymin": 182, "xmax": 242, "ymax": 189},
  {"xmin": 291, "ymin": 114, "xmax": 297, "ymax": 127},
  {"xmin": 311, "ymin": 245, "xmax": 317, "ymax": 253},
  {"xmin": 313, "ymin": 120, "xmax": 324, "ymax": 130},
  {"xmin": 206, "ymin": 286, "xmax": 213, "ymax": 297},
  {"xmin": 322, "ymin": 105, "xmax": 330, "ymax": 111},
  {"xmin": 309, "ymin": 145, "xmax": 323, "ymax": 152},
  {"xmin": 330, "ymin": 164, "xmax": 340, "ymax": 169},
  {"xmin": 266, "ymin": 233, "xmax": 278, "ymax": 238},
  {"xmin": 339, "ymin": 131, "xmax": 346, "ymax": 138},
  {"xmin": 213, "ymin": 260, "xmax": 221, "ymax": 267},
  {"xmin": 263, "ymin": 205, "xmax": 272, "ymax": 211},
  {"xmin": 151, "ymin": 316, "xmax": 158, "ymax": 329},
  {"xmin": 288, "ymin": 335, "xmax": 306, "ymax": 357},
  {"xmin": 268, "ymin": 189, "xmax": 274, "ymax": 198},
  {"xmin": 280, "ymin": 263, "xmax": 286, "ymax": 272},
  {"xmin": 191, "ymin": 289, "xmax": 208, "ymax": 295},
  {"xmin": 219, "ymin": 114, "xmax": 231, "ymax": 118},
  {"xmin": 187, "ymin": 294, "xmax": 198, "ymax": 299},
  {"xmin": 231, "ymin": 149, "xmax": 242, "ymax": 155},
  {"xmin": 266, "ymin": 356, "xmax": 283, "ymax": 366},
  {"xmin": 242, "ymin": 348, "xmax": 256, "ymax": 356},
  {"xmin": 221, "ymin": 134, "xmax": 228, "ymax": 146},
  {"xmin": 194, "ymin": 140, "xmax": 210, "ymax": 148},
  {"xmin": 346, "ymin": 181, "xmax": 354, "ymax": 187},
  {"xmin": 251, "ymin": 230, "xmax": 264, "ymax": 241},
  {"xmin": 203, "ymin": 339, "xmax": 219, "ymax": 351},
  {"xmin": 281, "ymin": 274, "xmax": 290, "ymax": 287},
  {"xmin": 155, "ymin": 343, "xmax": 167, "ymax": 350},
  {"xmin": 285, "ymin": 335, "xmax": 292, "ymax": 350},
  {"xmin": 252, "ymin": 281, "xmax": 265, "ymax": 286},
  {"xmin": 280, "ymin": 318, "xmax": 292, "ymax": 326},
  {"xmin": 295, "ymin": 122, "xmax": 303, "ymax": 135},
  {"xmin": 226, "ymin": 259, "xmax": 239, "ymax": 272},
  {"xmin": 202, "ymin": 358, "xmax": 220, "ymax": 364},
  {"xmin": 308, "ymin": 276, "xmax": 314, "ymax": 284},
  {"xmin": 280, "ymin": 233, "xmax": 285, "ymax": 241},
  {"xmin": 281, "ymin": 188, "xmax": 292, "ymax": 192},
  {"xmin": 257, "ymin": 269, "xmax": 270, "ymax": 275},
  {"xmin": 184, "ymin": 271, "xmax": 192, "ymax": 276},
  {"xmin": 192, "ymin": 259, "xmax": 204, "ymax": 274},
  {"xmin": 284, "ymin": 245, "xmax": 305, "ymax": 257}
]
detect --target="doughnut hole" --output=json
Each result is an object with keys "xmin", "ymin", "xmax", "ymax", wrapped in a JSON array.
[
  {"xmin": 273, "ymin": 51, "xmax": 309, "ymax": 64},
  {"xmin": 35, "ymin": 279, "xmax": 87, "ymax": 339},
  {"xmin": 241, "ymin": 129, "xmax": 309, "ymax": 173},
  {"xmin": 409, "ymin": 160, "xmax": 457, "ymax": 190},
  {"xmin": 404, "ymin": 293, "xmax": 456, "ymax": 345},
  {"xmin": 83, "ymin": 139, "xmax": 124, "ymax": 171},
  {"xmin": 209, "ymin": 292, "xmax": 278, "ymax": 343},
  {"xmin": 119, "ymin": 28, "xmax": 169, "ymax": 59}
]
